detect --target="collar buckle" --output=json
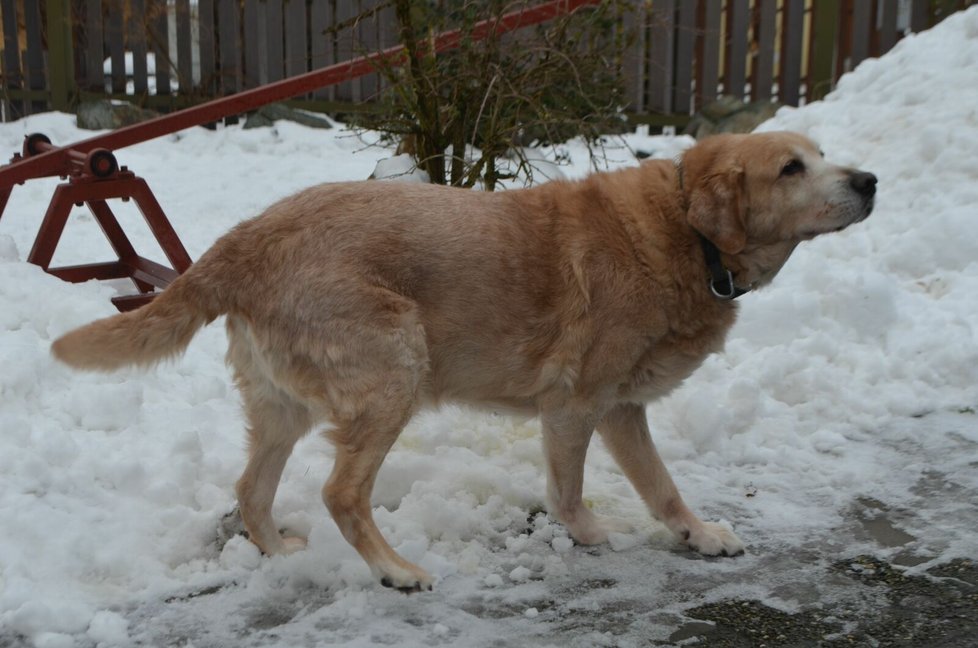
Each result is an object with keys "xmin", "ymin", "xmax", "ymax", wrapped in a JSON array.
[
  {"xmin": 698, "ymin": 233, "xmax": 751, "ymax": 301},
  {"xmin": 709, "ymin": 269, "xmax": 739, "ymax": 300}
]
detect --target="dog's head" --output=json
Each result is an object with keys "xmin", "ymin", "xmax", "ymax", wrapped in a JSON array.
[{"xmin": 680, "ymin": 131, "xmax": 876, "ymax": 288}]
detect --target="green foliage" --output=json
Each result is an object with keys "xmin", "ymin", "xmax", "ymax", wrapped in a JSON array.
[{"xmin": 357, "ymin": 0, "xmax": 634, "ymax": 190}]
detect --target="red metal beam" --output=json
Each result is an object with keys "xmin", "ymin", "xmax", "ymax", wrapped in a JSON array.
[{"xmin": 0, "ymin": 0, "xmax": 601, "ymax": 190}]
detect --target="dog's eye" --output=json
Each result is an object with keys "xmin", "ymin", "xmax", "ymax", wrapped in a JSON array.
[{"xmin": 780, "ymin": 159, "xmax": 805, "ymax": 177}]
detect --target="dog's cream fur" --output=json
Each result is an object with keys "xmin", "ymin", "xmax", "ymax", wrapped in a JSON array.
[{"xmin": 52, "ymin": 132, "xmax": 875, "ymax": 592}]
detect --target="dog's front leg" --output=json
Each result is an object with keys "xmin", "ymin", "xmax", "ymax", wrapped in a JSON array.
[
  {"xmin": 541, "ymin": 407, "xmax": 631, "ymax": 545},
  {"xmin": 597, "ymin": 403, "xmax": 744, "ymax": 557}
]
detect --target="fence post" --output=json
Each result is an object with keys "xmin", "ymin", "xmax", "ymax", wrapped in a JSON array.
[
  {"xmin": 45, "ymin": 0, "xmax": 75, "ymax": 112},
  {"xmin": 929, "ymin": 0, "xmax": 964, "ymax": 24},
  {"xmin": 808, "ymin": 0, "xmax": 840, "ymax": 102}
]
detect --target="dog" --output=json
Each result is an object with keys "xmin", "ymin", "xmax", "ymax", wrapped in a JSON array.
[{"xmin": 52, "ymin": 131, "xmax": 876, "ymax": 592}]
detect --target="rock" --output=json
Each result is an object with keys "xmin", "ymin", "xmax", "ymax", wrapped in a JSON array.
[
  {"xmin": 243, "ymin": 103, "xmax": 333, "ymax": 130},
  {"xmin": 699, "ymin": 95, "xmax": 748, "ymax": 121},
  {"xmin": 76, "ymin": 99, "xmax": 159, "ymax": 130},
  {"xmin": 684, "ymin": 95, "xmax": 783, "ymax": 139}
]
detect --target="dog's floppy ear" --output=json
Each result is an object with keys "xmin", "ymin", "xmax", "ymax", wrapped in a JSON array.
[{"xmin": 683, "ymin": 140, "xmax": 748, "ymax": 255}]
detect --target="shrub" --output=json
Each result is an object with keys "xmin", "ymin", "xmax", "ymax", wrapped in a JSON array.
[{"xmin": 357, "ymin": 0, "xmax": 633, "ymax": 190}]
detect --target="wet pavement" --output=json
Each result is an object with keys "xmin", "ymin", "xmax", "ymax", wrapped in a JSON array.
[{"xmin": 672, "ymin": 556, "xmax": 978, "ymax": 647}]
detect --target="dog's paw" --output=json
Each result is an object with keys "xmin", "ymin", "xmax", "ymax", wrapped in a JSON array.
[
  {"xmin": 683, "ymin": 521, "xmax": 745, "ymax": 557},
  {"xmin": 281, "ymin": 536, "xmax": 308, "ymax": 554},
  {"xmin": 564, "ymin": 510, "xmax": 634, "ymax": 546},
  {"xmin": 375, "ymin": 562, "xmax": 434, "ymax": 594}
]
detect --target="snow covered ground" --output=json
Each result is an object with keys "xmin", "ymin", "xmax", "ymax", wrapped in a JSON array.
[{"xmin": 2, "ymin": 7, "xmax": 978, "ymax": 648}]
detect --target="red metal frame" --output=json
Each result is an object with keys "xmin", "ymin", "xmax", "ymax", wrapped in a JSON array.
[
  {"xmin": 29, "ymin": 167, "xmax": 193, "ymax": 311},
  {"xmin": 14, "ymin": 134, "xmax": 193, "ymax": 310},
  {"xmin": 0, "ymin": 0, "xmax": 600, "ymax": 309}
]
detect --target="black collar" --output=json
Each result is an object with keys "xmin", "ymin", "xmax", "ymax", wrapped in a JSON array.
[
  {"xmin": 676, "ymin": 162, "xmax": 751, "ymax": 301},
  {"xmin": 698, "ymin": 234, "xmax": 751, "ymax": 300}
]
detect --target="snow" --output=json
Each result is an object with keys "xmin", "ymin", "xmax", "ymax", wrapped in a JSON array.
[
  {"xmin": 2, "ymin": 6, "xmax": 978, "ymax": 647},
  {"xmin": 103, "ymin": 52, "xmax": 157, "ymax": 77},
  {"xmin": 369, "ymin": 153, "xmax": 431, "ymax": 183}
]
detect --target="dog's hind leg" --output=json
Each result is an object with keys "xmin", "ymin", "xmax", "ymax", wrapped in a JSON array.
[
  {"xmin": 597, "ymin": 403, "xmax": 745, "ymax": 557},
  {"xmin": 228, "ymin": 317, "xmax": 313, "ymax": 555},
  {"xmin": 323, "ymin": 402, "xmax": 431, "ymax": 592},
  {"xmin": 311, "ymin": 291, "xmax": 432, "ymax": 591},
  {"xmin": 234, "ymin": 385, "xmax": 312, "ymax": 555}
]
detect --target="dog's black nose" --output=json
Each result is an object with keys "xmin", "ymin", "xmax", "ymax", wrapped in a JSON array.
[{"xmin": 850, "ymin": 171, "xmax": 877, "ymax": 197}]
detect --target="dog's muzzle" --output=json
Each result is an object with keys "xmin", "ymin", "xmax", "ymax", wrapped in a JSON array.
[{"xmin": 850, "ymin": 170, "xmax": 877, "ymax": 217}]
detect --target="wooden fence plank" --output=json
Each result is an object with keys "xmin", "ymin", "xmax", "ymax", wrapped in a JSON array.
[
  {"xmin": 725, "ymin": 0, "xmax": 749, "ymax": 101},
  {"xmin": 23, "ymin": 0, "xmax": 47, "ymax": 111},
  {"xmin": 850, "ymin": 0, "xmax": 871, "ymax": 70},
  {"xmin": 910, "ymin": 0, "xmax": 930, "ymax": 31},
  {"xmin": 0, "ymin": 0, "xmax": 19, "ymax": 82},
  {"xmin": 809, "ymin": 0, "xmax": 840, "ymax": 101},
  {"xmin": 878, "ymin": 0, "xmax": 898, "ymax": 55},
  {"xmin": 673, "ymin": 0, "xmax": 695, "ymax": 113},
  {"xmin": 106, "ymin": 0, "xmax": 125, "ymax": 93},
  {"xmin": 310, "ymin": 0, "xmax": 334, "ymax": 100},
  {"xmin": 2, "ymin": 0, "xmax": 24, "ymax": 115},
  {"xmin": 243, "ymin": 0, "xmax": 260, "ymax": 88},
  {"xmin": 152, "ymin": 0, "xmax": 170, "ymax": 94},
  {"xmin": 46, "ymin": 0, "xmax": 74, "ymax": 111},
  {"xmin": 130, "ymin": 0, "xmax": 149, "ymax": 95},
  {"xmin": 335, "ymin": 0, "xmax": 360, "ymax": 102},
  {"xmin": 779, "ymin": 0, "xmax": 804, "ymax": 106},
  {"xmin": 647, "ymin": 0, "xmax": 675, "ymax": 113},
  {"xmin": 696, "ymin": 1, "xmax": 721, "ymax": 109},
  {"xmin": 83, "ymin": 0, "xmax": 103, "ymax": 91},
  {"xmin": 621, "ymin": 4, "xmax": 646, "ymax": 112},
  {"xmin": 286, "ymin": 0, "xmax": 307, "ymax": 79},
  {"xmin": 198, "ymin": 0, "xmax": 217, "ymax": 94},
  {"xmin": 837, "ymin": 0, "xmax": 853, "ymax": 79},
  {"xmin": 753, "ymin": 0, "xmax": 776, "ymax": 101},
  {"xmin": 218, "ymin": 0, "xmax": 241, "ymax": 94},
  {"xmin": 266, "ymin": 0, "xmax": 284, "ymax": 83},
  {"xmin": 375, "ymin": 0, "xmax": 397, "ymax": 95},
  {"xmin": 358, "ymin": 0, "xmax": 380, "ymax": 101},
  {"xmin": 931, "ymin": 0, "xmax": 967, "ymax": 23},
  {"xmin": 175, "ymin": 0, "xmax": 192, "ymax": 91}
]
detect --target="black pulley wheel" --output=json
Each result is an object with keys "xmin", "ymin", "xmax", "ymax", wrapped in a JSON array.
[
  {"xmin": 25, "ymin": 133, "xmax": 52, "ymax": 156},
  {"xmin": 88, "ymin": 149, "xmax": 118, "ymax": 178}
]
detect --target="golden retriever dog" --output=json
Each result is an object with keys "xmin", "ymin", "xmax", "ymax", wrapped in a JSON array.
[{"xmin": 52, "ymin": 132, "xmax": 876, "ymax": 592}]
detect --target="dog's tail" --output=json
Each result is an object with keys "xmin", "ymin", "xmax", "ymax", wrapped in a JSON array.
[{"xmin": 51, "ymin": 264, "xmax": 221, "ymax": 371}]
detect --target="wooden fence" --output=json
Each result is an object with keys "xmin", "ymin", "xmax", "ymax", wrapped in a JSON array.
[{"xmin": 0, "ymin": 0, "xmax": 975, "ymax": 124}]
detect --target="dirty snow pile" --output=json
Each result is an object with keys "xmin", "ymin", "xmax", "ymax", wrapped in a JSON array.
[{"xmin": 2, "ymin": 7, "xmax": 978, "ymax": 648}]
